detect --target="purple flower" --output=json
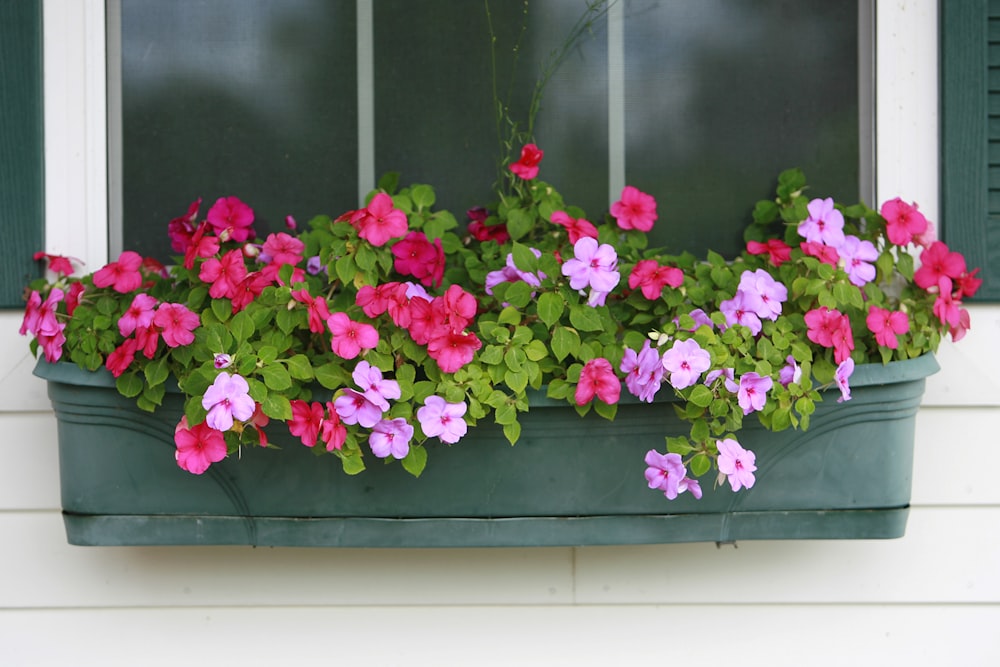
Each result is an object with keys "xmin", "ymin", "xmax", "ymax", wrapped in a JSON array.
[
  {"xmin": 839, "ymin": 235, "xmax": 878, "ymax": 287},
  {"xmin": 737, "ymin": 372, "xmax": 773, "ymax": 415},
  {"xmin": 778, "ymin": 355, "xmax": 802, "ymax": 387},
  {"xmin": 835, "ymin": 357, "xmax": 855, "ymax": 403},
  {"xmin": 719, "ymin": 291, "xmax": 763, "ymax": 336},
  {"xmin": 798, "ymin": 197, "xmax": 845, "ymax": 248},
  {"xmin": 352, "ymin": 360, "xmax": 401, "ymax": 412},
  {"xmin": 661, "ymin": 338, "xmax": 712, "ymax": 390},
  {"xmin": 675, "ymin": 308, "xmax": 713, "ymax": 332},
  {"xmin": 678, "ymin": 476, "xmax": 702, "ymax": 499},
  {"xmin": 334, "ymin": 389, "xmax": 384, "ymax": 428},
  {"xmin": 620, "ymin": 340, "xmax": 664, "ymax": 402},
  {"xmin": 644, "ymin": 449, "xmax": 687, "ymax": 500},
  {"xmin": 705, "ymin": 367, "xmax": 738, "ymax": 393},
  {"xmin": 369, "ymin": 417, "xmax": 414, "ymax": 459},
  {"xmin": 561, "ymin": 237, "xmax": 621, "ymax": 295},
  {"xmin": 417, "ymin": 396, "xmax": 468, "ymax": 444},
  {"xmin": 404, "ymin": 281, "xmax": 431, "ymax": 301},
  {"xmin": 485, "ymin": 249, "xmax": 544, "ymax": 296},
  {"xmin": 306, "ymin": 255, "xmax": 323, "ymax": 275},
  {"xmin": 717, "ymin": 438, "xmax": 757, "ymax": 492},
  {"xmin": 213, "ymin": 353, "xmax": 233, "ymax": 369},
  {"xmin": 202, "ymin": 372, "xmax": 255, "ymax": 432},
  {"xmin": 737, "ymin": 269, "xmax": 788, "ymax": 321}
]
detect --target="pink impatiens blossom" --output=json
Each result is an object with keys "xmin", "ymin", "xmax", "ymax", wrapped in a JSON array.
[
  {"xmin": 288, "ymin": 400, "xmax": 325, "ymax": 447},
  {"xmin": 509, "ymin": 143, "xmax": 544, "ymax": 180},
  {"xmin": 369, "ymin": 417, "xmax": 414, "ymax": 459},
  {"xmin": 320, "ymin": 403, "xmax": 347, "ymax": 452},
  {"xmin": 202, "ymin": 372, "xmax": 256, "ymax": 432},
  {"xmin": 206, "ymin": 195, "xmax": 255, "ymax": 243},
  {"xmin": 835, "ymin": 358, "xmax": 855, "ymax": 403},
  {"xmin": 261, "ymin": 232, "xmax": 305, "ymax": 266},
  {"xmin": 485, "ymin": 249, "xmax": 545, "ymax": 297},
  {"xmin": 118, "ymin": 293, "xmax": 158, "ymax": 337},
  {"xmin": 805, "ymin": 306, "xmax": 853, "ymax": 363},
  {"xmin": 644, "ymin": 450, "xmax": 687, "ymax": 500},
  {"xmin": 105, "ymin": 338, "xmax": 138, "ymax": 378},
  {"xmin": 214, "ymin": 353, "xmax": 233, "ymax": 369},
  {"xmin": 736, "ymin": 269, "xmax": 787, "ymax": 321},
  {"xmin": 661, "ymin": 338, "xmax": 711, "ymax": 390},
  {"xmin": 426, "ymin": 329, "xmax": 482, "ymax": 373},
  {"xmin": 199, "ymin": 249, "xmax": 248, "ymax": 300},
  {"xmin": 352, "ymin": 361, "xmax": 401, "ymax": 412},
  {"xmin": 353, "ymin": 192, "xmax": 409, "ymax": 247},
  {"xmin": 610, "ymin": 185, "xmax": 658, "ymax": 232},
  {"xmin": 800, "ymin": 240, "xmax": 840, "ymax": 266},
  {"xmin": 628, "ymin": 259, "xmax": 683, "ymax": 300},
  {"xmin": 152, "ymin": 302, "xmax": 200, "ymax": 348},
  {"xmin": 866, "ymin": 306, "xmax": 909, "ymax": 349},
  {"xmin": 417, "ymin": 396, "xmax": 468, "ymax": 444},
  {"xmin": 174, "ymin": 416, "xmax": 227, "ymax": 475},
  {"xmin": 334, "ymin": 389, "xmax": 384, "ymax": 428},
  {"xmin": 167, "ymin": 197, "xmax": 202, "ymax": 253},
  {"xmin": 327, "ymin": 312, "xmax": 379, "ymax": 360},
  {"xmin": 719, "ymin": 291, "xmax": 763, "ymax": 336},
  {"xmin": 620, "ymin": 340, "xmax": 664, "ymax": 403},
  {"xmin": 183, "ymin": 222, "xmax": 221, "ymax": 270},
  {"xmin": 467, "ymin": 206, "xmax": 510, "ymax": 244},
  {"xmin": 880, "ymin": 197, "xmax": 928, "ymax": 246},
  {"xmin": 716, "ymin": 438, "xmax": 757, "ymax": 492},
  {"xmin": 778, "ymin": 355, "xmax": 802, "ymax": 388},
  {"xmin": 746, "ymin": 238, "xmax": 792, "ymax": 267},
  {"xmin": 913, "ymin": 241, "xmax": 967, "ymax": 291},
  {"xmin": 561, "ymin": 237, "xmax": 621, "ymax": 298},
  {"xmin": 291, "ymin": 289, "xmax": 332, "ymax": 334},
  {"xmin": 550, "ymin": 210, "xmax": 598, "ymax": 244},
  {"xmin": 798, "ymin": 197, "xmax": 845, "ymax": 248},
  {"xmin": 736, "ymin": 372, "xmax": 773, "ymax": 415},
  {"xmin": 93, "ymin": 250, "xmax": 143, "ymax": 293},
  {"xmin": 575, "ymin": 357, "xmax": 621, "ymax": 406},
  {"xmin": 391, "ymin": 231, "xmax": 446, "ymax": 288},
  {"xmin": 33, "ymin": 251, "xmax": 78, "ymax": 277}
]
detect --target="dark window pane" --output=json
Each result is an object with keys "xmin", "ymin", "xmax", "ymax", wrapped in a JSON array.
[{"xmin": 121, "ymin": 0, "xmax": 357, "ymax": 260}]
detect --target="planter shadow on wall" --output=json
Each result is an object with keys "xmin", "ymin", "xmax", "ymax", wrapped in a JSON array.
[{"xmin": 35, "ymin": 354, "xmax": 937, "ymax": 547}]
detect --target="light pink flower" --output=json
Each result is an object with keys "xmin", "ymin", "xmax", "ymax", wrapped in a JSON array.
[
  {"xmin": 417, "ymin": 396, "xmax": 468, "ymax": 444},
  {"xmin": 835, "ymin": 358, "xmax": 855, "ymax": 403},
  {"xmin": 717, "ymin": 438, "xmax": 757, "ymax": 492},
  {"xmin": 661, "ymin": 338, "xmax": 711, "ymax": 390},
  {"xmin": 736, "ymin": 372, "xmax": 772, "ymax": 415},
  {"xmin": 202, "ymin": 372, "xmax": 256, "ymax": 432},
  {"xmin": 620, "ymin": 340, "xmax": 664, "ymax": 403},
  {"xmin": 369, "ymin": 418, "xmax": 414, "ymax": 459},
  {"xmin": 561, "ymin": 237, "xmax": 620, "ymax": 295},
  {"xmin": 334, "ymin": 389, "xmax": 384, "ymax": 428},
  {"xmin": 798, "ymin": 197, "xmax": 845, "ymax": 248},
  {"xmin": 352, "ymin": 360, "xmax": 401, "ymax": 412},
  {"xmin": 644, "ymin": 450, "xmax": 686, "ymax": 500}
]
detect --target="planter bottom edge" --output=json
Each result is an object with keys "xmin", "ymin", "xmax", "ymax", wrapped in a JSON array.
[{"xmin": 62, "ymin": 508, "xmax": 910, "ymax": 548}]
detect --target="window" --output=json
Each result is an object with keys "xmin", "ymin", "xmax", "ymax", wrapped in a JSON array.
[{"xmin": 111, "ymin": 0, "xmax": 867, "ymax": 262}]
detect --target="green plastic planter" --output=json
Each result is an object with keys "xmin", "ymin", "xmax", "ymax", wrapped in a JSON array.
[{"xmin": 35, "ymin": 354, "xmax": 937, "ymax": 547}]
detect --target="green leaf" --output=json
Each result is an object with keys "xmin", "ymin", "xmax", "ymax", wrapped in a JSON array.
[
  {"xmin": 340, "ymin": 453, "xmax": 367, "ymax": 475},
  {"xmin": 410, "ymin": 184, "xmax": 436, "ymax": 209},
  {"xmin": 285, "ymin": 354, "xmax": 314, "ymax": 381},
  {"xmin": 504, "ymin": 368, "xmax": 528, "ymax": 394},
  {"xmin": 689, "ymin": 453, "xmax": 711, "ymax": 477},
  {"xmin": 537, "ymin": 292, "xmax": 564, "ymax": 328},
  {"xmin": 511, "ymin": 242, "xmax": 539, "ymax": 273},
  {"xmin": 551, "ymin": 326, "xmax": 580, "ymax": 361},
  {"xmin": 116, "ymin": 372, "xmax": 143, "ymax": 398},
  {"xmin": 502, "ymin": 420, "xmax": 522, "ymax": 445},
  {"xmin": 401, "ymin": 444, "xmax": 428, "ymax": 477},
  {"xmin": 260, "ymin": 364, "xmax": 292, "ymax": 391},
  {"xmin": 143, "ymin": 356, "xmax": 169, "ymax": 387},
  {"xmin": 262, "ymin": 393, "xmax": 292, "ymax": 421},
  {"xmin": 336, "ymin": 254, "xmax": 358, "ymax": 284},
  {"xmin": 568, "ymin": 305, "xmax": 603, "ymax": 332},
  {"xmin": 506, "ymin": 207, "xmax": 533, "ymax": 240},
  {"xmin": 230, "ymin": 310, "xmax": 256, "ymax": 341},
  {"xmin": 593, "ymin": 400, "xmax": 617, "ymax": 421},
  {"xmin": 211, "ymin": 298, "xmax": 231, "ymax": 322},
  {"xmin": 688, "ymin": 384, "xmax": 714, "ymax": 408}
]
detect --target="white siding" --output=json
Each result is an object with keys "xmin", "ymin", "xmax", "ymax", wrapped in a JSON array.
[{"xmin": 2, "ymin": 0, "xmax": 996, "ymax": 664}]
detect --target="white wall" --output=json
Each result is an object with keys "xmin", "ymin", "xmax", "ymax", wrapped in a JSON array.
[{"xmin": 1, "ymin": 1, "xmax": 997, "ymax": 665}]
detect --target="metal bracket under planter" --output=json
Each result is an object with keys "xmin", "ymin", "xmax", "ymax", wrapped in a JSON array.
[{"xmin": 37, "ymin": 355, "xmax": 936, "ymax": 547}]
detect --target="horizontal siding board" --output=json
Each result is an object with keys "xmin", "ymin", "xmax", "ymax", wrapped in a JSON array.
[
  {"xmin": 1, "ymin": 605, "xmax": 998, "ymax": 667},
  {"xmin": 1, "ymin": 507, "xmax": 998, "ymax": 608}
]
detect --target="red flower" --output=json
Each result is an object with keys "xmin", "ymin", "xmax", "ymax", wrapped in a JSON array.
[
  {"xmin": 628, "ymin": 259, "xmax": 683, "ymax": 300},
  {"xmin": 427, "ymin": 329, "xmax": 482, "ymax": 373},
  {"xmin": 93, "ymin": 251, "xmax": 143, "ymax": 293},
  {"xmin": 391, "ymin": 231, "xmax": 446, "ymax": 288},
  {"xmin": 509, "ymin": 144, "xmax": 544, "ymax": 180},
  {"xmin": 746, "ymin": 239, "xmax": 792, "ymax": 267},
  {"xmin": 550, "ymin": 210, "xmax": 598, "ymax": 244},
  {"xmin": 288, "ymin": 400, "xmax": 325, "ymax": 447}
]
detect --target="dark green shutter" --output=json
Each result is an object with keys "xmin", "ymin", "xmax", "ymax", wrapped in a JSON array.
[
  {"xmin": 0, "ymin": 0, "xmax": 44, "ymax": 308},
  {"xmin": 941, "ymin": 0, "xmax": 999, "ymax": 301}
]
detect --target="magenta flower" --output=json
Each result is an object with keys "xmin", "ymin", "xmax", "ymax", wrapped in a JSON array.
[
  {"xmin": 717, "ymin": 438, "xmax": 757, "ymax": 492},
  {"xmin": 118, "ymin": 293, "xmax": 158, "ymax": 337},
  {"xmin": 426, "ymin": 329, "xmax": 482, "ymax": 373},
  {"xmin": 353, "ymin": 193, "xmax": 408, "ymax": 247},
  {"xmin": 105, "ymin": 338, "xmax": 138, "ymax": 378},
  {"xmin": 838, "ymin": 235, "xmax": 878, "ymax": 287},
  {"xmin": 866, "ymin": 306, "xmax": 909, "ymax": 349},
  {"xmin": 153, "ymin": 302, "xmax": 200, "ymax": 348},
  {"xmin": 261, "ymin": 232, "xmax": 305, "ymax": 266},
  {"xmin": 835, "ymin": 358, "xmax": 855, "ymax": 403},
  {"xmin": 914, "ymin": 241, "xmax": 967, "ymax": 290},
  {"xmin": 746, "ymin": 238, "xmax": 792, "ymax": 267},
  {"xmin": 327, "ymin": 312, "xmax": 379, "ymax": 360},
  {"xmin": 798, "ymin": 197, "xmax": 845, "ymax": 248},
  {"xmin": 509, "ymin": 143, "xmax": 544, "ymax": 180},
  {"xmin": 737, "ymin": 372, "xmax": 773, "ymax": 415},
  {"xmin": 320, "ymin": 403, "xmax": 347, "ymax": 452},
  {"xmin": 661, "ymin": 338, "xmax": 711, "ymax": 390},
  {"xmin": 392, "ymin": 231, "xmax": 446, "ymax": 288},
  {"xmin": 352, "ymin": 360, "xmax": 401, "ymax": 412},
  {"xmin": 880, "ymin": 197, "xmax": 928, "ymax": 246},
  {"xmin": 611, "ymin": 185, "xmax": 658, "ymax": 232},
  {"xmin": 550, "ymin": 210, "xmax": 598, "ymax": 243},
  {"xmin": 629, "ymin": 259, "xmax": 683, "ymax": 300},
  {"xmin": 334, "ymin": 389, "xmax": 384, "ymax": 428},
  {"xmin": 575, "ymin": 357, "xmax": 621, "ymax": 406},
  {"xmin": 207, "ymin": 195, "xmax": 255, "ymax": 243},
  {"xmin": 485, "ymin": 249, "xmax": 545, "ymax": 296},
  {"xmin": 199, "ymin": 248, "xmax": 248, "ymax": 300},
  {"xmin": 644, "ymin": 450, "xmax": 687, "ymax": 500},
  {"xmin": 417, "ymin": 396, "xmax": 468, "ymax": 444},
  {"xmin": 202, "ymin": 372, "xmax": 255, "ymax": 432},
  {"xmin": 174, "ymin": 417, "xmax": 227, "ymax": 475},
  {"xmin": 93, "ymin": 250, "xmax": 143, "ymax": 294},
  {"xmin": 369, "ymin": 417, "xmax": 414, "ymax": 459},
  {"xmin": 805, "ymin": 307, "xmax": 854, "ymax": 362},
  {"xmin": 561, "ymin": 237, "xmax": 621, "ymax": 296},
  {"xmin": 620, "ymin": 340, "xmax": 664, "ymax": 403},
  {"xmin": 288, "ymin": 399, "xmax": 325, "ymax": 447}
]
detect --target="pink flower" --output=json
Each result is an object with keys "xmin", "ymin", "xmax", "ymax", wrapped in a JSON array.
[
  {"xmin": 467, "ymin": 207, "xmax": 510, "ymax": 244},
  {"xmin": 661, "ymin": 338, "xmax": 711, "ymax": 390},
  {"xmin": 327, "ymin": 312, "xmax": 379, "ymax": 360},
  {"xmin": 838, "ymin": 235, "xmax": 878, "ymax": 287},
  {"xmin": 737, "ymin": 372, "xmax": 772, "ymax": 415},
  {"xmin": 798, "ymin": 197, "xmax": 845, "ymax": 248},
  {"xmin": 866, "ymin": 306, "xmax": 909, "ymax": 349},
  {"xmin": 800, "ymin": 240, "xmax": 840, "ymax": 266},
  {"xmin": 805, "ymin": 307, "xmax": 853, "ymax": 361},
  {"xmin": 719, "ymin": 291, "xmax": 762, "ymax": 336},
  {"xmin": 628, "ymin": 259, "xmax": 683, "ymax": 300},
  {"xmin": 550, "ymin": 210, "xmax": 598, "ymax": 244},
  {"xmin": 152, "ymin": 302, "xmax": 200, "ymax": 347},
  {"xmin": 202, "ymin": 372, "xmax": 256, "ymax": 432},
  {"xmin": 334, "ymin": 389, "xmax": 384, "ymax": 428},
  {"xmin": 33, "ymin": 251, "xmax": 78, "ymax": 277},
  {"xmin": 737, "ymin": 269, "xmax": 787, "ymax": 321},
  {"xmin": 716, "ymin": 438, "xmax": 756, "ymax": 492},
  {"xmin": 644, "ymin": 450, "xmax": 686, "ymax": 500},
  {"xmin": 391, "ymin": 231, "xmax": 445, "ymax": 288},
  {"xmin": 183, "ymin": 222, "xmax": 221, "ymax": 270},
  {"xmin": 835, "ymin": 358, "xmax": 854, "ymax": 403},
  {"xmin": 914, "ymin": 241, "xmax": 967, "ymax": 290},
  {"xmin": 746, "ymin": 239, "xmax": 792, "ymax": 267},
  {"xmin": 620, "ymin": 340, "xmax": 664, "ymax": 403},
  {"xmin": 118, "ymin": 293, "xmax": 158, "ymax": 337},
  {"xmin": 199, "ymin": 249, "xmax": 248, "ymax": 300},
  {"xmin": 174, "ymin": 417, "xmax": 227, "ymax": 475},
  {"xmin": 230, "ymin": 271, "xmax": 273, "ymax": 313},
  {"xmin": 509, "ymin": 143, "xmax": 543, "ymax": 180},
  {"xmin": 880, "ymin": 197, "xmax": 928, "ymax": 246},
  {"xmin": 561, "ymin": 237, "xmax": 620, "ymax": 295},
  {"xmin": 417, "ymin": 396, "xmax": 468, "ymax": 444},
  {"xmin": 575, "ymin": 357, "xmax": 621, "ymax": 406},
  {"xmin": 288, "ymin": 400, "xmax": 325, "ymax": 447},
  {"xmin": 206, "ymin": 196, "xmax": 255, "ymax": 243},
  {"xmin": 214, "ymin": 353, "xmax": 233, "ymax": 369},
  {"xmin": 320, "ymin": 403, "xmax": 347, "ymax": 452},
  {"xmin": 291, "ymin": 289, "xmax": 332, "ymax": 334},
  {"xmin": 353, "ymin": 193, "xmax": 408, "ymax": 247},
  {"xmin": 93, "ymin": 251, "xmax": 143, "ymax": 293},
  {"xmin": 369, "ymin": 418, "xmax": 414, "ymax": 460},
  {"xmin": 167, "ymin": 198, "xmax": 202, "ymax": 253},
  {"xmin": 610, "ymin": 185, "xmax": 658, "ymax": 232},
  {"xmin": 105, "ymin": 338, "xmax": 138, "ymax": 378},
  {"xmin": 352, "ymin": 360, "xmax": 401, "ymax": 411},
  {"xmin": 262, "ymin": 232, "xmax": 305, "ymax": 266},
  {"xmin": 427, "ymin": 329, "xmax": 482, "ymax": 373}
]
